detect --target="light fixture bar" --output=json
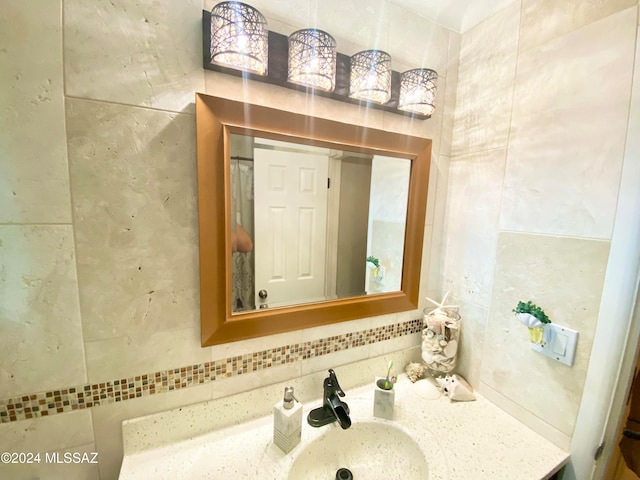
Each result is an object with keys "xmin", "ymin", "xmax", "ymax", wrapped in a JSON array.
[
  {"xmin": 210, "ymin": 1, "xmax": 268, "ymax": 75},
  {"xmin": 287, "ymin": 29, "xmax": 337, "ymax": 92},
  {"xmin": 349, "ymin": 50, "xmax": 392, "ymax": 104},
  {"xmin": 398, "ymin": 68, "xmax": 438, "ymax": 117},
  {"xmin": 202, "ymin": 10, "xmax": 435, "ymax": 119}
]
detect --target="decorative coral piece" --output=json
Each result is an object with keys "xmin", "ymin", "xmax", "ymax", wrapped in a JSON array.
[{"xmin": 405, "ymin": 362, "xmax": 427, "ymax": 383}]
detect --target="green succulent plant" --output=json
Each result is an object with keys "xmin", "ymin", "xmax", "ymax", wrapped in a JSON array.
[
  {"xmin": 366, "ymin": 256, "xmax": 380, "ymax": 268},
  {"xmin": 512, "ymin": 300, "xmax": 551, "ymax": 324}
]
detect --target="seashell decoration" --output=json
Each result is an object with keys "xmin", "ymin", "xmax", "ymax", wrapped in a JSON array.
[
  {"xmin": 436, "ymin": 374, "xmax": 476, "ymax": 402},
  {"xmin": 444, "ymin": 339, "xmax": 458, "ymax": 358},
  {"xmin": 421, "ymin": 292, "xmax": 461, "ymax": 374}
]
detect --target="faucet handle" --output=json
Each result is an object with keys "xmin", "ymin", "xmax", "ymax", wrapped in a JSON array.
[{"xmin": 327, "ymin": 369, "xmax": 345, "ymax": 397}]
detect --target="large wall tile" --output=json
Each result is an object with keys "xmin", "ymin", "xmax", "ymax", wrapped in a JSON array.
[
  {"xmin": 422, "ymin": 156, "xmax": 449, "ymax": 297},
  {"xmin": 388, "ymin": 4, "xmax": 452, "ymax": 76},
  {"xmin": 452, "ymin": 296, "xmax": 488, "ymax": 388},
  {"xmin": 204, "ymin": 0, "xmax": 317, "ymax": 32},
  {"xmin": 481, "ymin": 232, "xmax": 610, "ymax": 436},
  {"xmin": 446, "ymin": 149, "xmax": 506, "ymax": 231},
  {"xmin": 520, "ymin": 0, "xmax": 637, "ymax": 53},
  {"xmin": 500, "ymin": 8, "xmax": 636, "ymax": 239},
  {"xmin": 92, "ymin": 383, "xmax": 211, "ymax": 480},
  {"xmin": 64, "ymin": 0, "xmax": 204, "ymax": 113},
  {"xmin": 369, "ymin": 332, "xmax": 421, "ymax": 357},
  {"xmin": 84, "ymin": 327, "xmax": 209, "ymax": 383},
  {"xmin": 310, "ymin": 0, "xmax": 390, "ymax": 55},
  {"xmin": 0, "ymin": 226, "xmax": 87, "ymax": 397},
  {"xmin": 419, "ymin": 226, "xmax": 437, "ymax": 298},
  {"xmin": 0, "ymin": 410, "xmax": 94, "ymax": 455},
  {"xmin": 0, "ymin": 443, "xmax": 100, "ymax": 480},
  {"xmin": 440, "ymin": 33, "xmax": 460, "ymax": 157},
  {"xmin": 301, "ymin": 345, "xmax": 371, "ymax": 375},
  {"xmin": 424, "ymin": 155, "xmax": 441, "ymax": 228},
  {"xmin": 450, "ymin": 2, "xmax": 520, "ymax": 156},
  {"xmin": 210, "ymin": 330, "xmax": 303, "ymax": 362},
  {"xmin": 211, "ymin": 362, "xmax": 302, "ymax": 401},
  {"xmin": 442, "ymin": 227, "xmax": 498, "ymax": 307},
  {"xmin": 302, "ymin": 316, "xmax": 372, "ymax": 343},
  {"xmin": 419, "ymin": 219, "xmax": 433, "ymax": 293},
  {"xmin": 66, "ymin": 99, "xmax": 199, "ymax": 342},
  {"xmin": 0, "ymin": 411, "xmax": 95, "ymax": 480},
  {"xmin": 0, "ymin": 0, "xmax": 71, "ymax": 224},
  {"xmin": 426, "ymin": 155, "xmax": 450, "ymax": 229},
  {"xmin": 441, "ymin": 149, "xmax": 507, "ymax": 306}
]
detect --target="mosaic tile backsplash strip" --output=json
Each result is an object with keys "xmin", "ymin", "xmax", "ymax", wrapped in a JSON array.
[{"xmin": 0, "ymin": 319, "xmax": 421, "ymax": 423}]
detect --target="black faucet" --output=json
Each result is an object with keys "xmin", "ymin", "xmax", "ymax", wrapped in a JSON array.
[{"xmin": 307, "ymin": 369, "xmax": 352, "ymax": 429}]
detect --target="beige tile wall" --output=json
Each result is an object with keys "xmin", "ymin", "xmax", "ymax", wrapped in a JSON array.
[
  {"xmin": 0, "ymin": 0, "xmax": 456, "ymax": 478},
  {"xmin": 451, "ymin": 2, "xmax": 520, "ymax": 156},
  {"xmin": 483, "ymin": 233, "xmax": 610, "ymax": 436},
  {"xmin": 501, "ymin": 7, "xmax": 636, "ymax": 239},
  {"xmin": 444, "ymin": 0, "xmax": 639, "ymax": 446},
  {"xmin": 0, "ymin": 1, "xmax": 71, "ymax": 224},
  {"xmin": 0, "ymin": 411, "xmax": 98, "ymax": 480},
  {"xmin": 519, "ymin": 0, "xmax": 638, "ymax": 52},
  {"xmin": 5, "ymin": 0, "xmax": 634, "ymax": 475},
  {"xmin": 0, "ymin": 226, "xmax": 87, "ymax": 397}
]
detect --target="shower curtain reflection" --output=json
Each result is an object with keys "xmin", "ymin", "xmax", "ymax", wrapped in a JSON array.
[{"xmin": 231, "ymin": 159, "xmax": 255, "ymax": 312}]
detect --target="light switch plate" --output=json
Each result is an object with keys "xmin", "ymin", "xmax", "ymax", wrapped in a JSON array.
[{"xmin": 530, "ymin": 324, "xmax": 578, "ymax": 366}]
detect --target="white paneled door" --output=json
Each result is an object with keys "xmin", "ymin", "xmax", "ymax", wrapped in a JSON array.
[{"xmin": 253, "ymin": 148, "xmax": 329, "ymax": 309}]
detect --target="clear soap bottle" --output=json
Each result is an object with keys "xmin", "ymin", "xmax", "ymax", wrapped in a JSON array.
[{"xmin": 273, "ymin": 386, "xmax": 302, "ymax": 453}]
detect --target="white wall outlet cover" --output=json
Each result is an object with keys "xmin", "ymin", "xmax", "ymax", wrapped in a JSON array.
[{"xmin": 530, "ymin": 324, "xmax": 579, "ymax": 366}]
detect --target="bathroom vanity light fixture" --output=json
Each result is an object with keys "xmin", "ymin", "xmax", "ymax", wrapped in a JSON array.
[
  {"xmin": 287, "ymin": 29, "xmax": 337, "ymax": 92},
  {"xmin": 202, "ymin": 4, "xmax": 437, "ymax": 119},
  {"xmin": 210, "ymin": 1, "xmax": 268, "ymax": 75},
  {"xmin": 398, "ymin": 68, "xmax": 438, "ymax": 116},
  {"xmin": 349, "ymin": 50, "xmax": 392, "ymax": 104}
]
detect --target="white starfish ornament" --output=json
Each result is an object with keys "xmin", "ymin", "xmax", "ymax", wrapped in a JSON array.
[{"xmin": 424, "ymin": 291, "xmax": 459, "ymax": 317}]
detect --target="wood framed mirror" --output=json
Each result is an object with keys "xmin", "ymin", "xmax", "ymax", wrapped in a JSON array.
[{"xmin": 196, "ymin": 93, "xmax": 431, "ymax": 346}]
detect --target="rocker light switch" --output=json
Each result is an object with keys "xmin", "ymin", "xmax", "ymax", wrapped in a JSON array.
[
  {"xmin": 531, "ymin": 324, "xmax": 578, "ymax": 366},
  {"xmin": 552, "ymin": 333, "xmax": 568, "ymax": 356}
]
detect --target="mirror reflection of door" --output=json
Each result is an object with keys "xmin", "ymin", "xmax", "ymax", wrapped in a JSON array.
[
  {"xmin": 254, "ymin": 141, "xmax": 329, "ymax": 309},
  {"xmin": 229, "ymin": 134, "xmax": 411, "ymax": 313}
]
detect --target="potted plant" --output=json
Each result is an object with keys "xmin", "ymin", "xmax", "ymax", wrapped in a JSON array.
[
  {"xmin": 512, "ymin": 300, "xmax": 551, "ymax": 344},
  {"xmin": 366, "ymin": 255, "xmax": 382, "ymax": 281}
]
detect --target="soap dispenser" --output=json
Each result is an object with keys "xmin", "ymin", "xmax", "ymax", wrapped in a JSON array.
[{"xmin": 273, "ymin": 386, "xmax": 302, "ymax": 453}]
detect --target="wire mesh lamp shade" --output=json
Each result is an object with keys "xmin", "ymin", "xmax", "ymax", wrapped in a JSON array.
[
  {"xmin": 288, "ymin": 29, "xmax": 337, "ymax": 92},
  {"xmin": 210, "ymin": 1, "xmax": 268, "ymax": 75},
  {"xmin": 349, "ymin": 50, "xmax": 391, "ymax": 104},
  {"xmin": 398, "ymin": 68, "xmax": 438, "ymax": 116}
]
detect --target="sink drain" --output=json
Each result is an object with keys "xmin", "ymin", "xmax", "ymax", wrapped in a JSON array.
[{"xmin": 336, "ymin": 468, "xmax": 353, "ymax": 480}]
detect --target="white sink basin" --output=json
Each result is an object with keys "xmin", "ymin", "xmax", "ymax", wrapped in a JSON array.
[{"xmin": 288, "ymin": 420, "xmax": 429, "ymax": 480}]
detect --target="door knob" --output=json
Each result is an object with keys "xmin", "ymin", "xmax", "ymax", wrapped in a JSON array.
[{"xmin": 258, "ymin": 289, "xmax": 268, "ymax": 300}]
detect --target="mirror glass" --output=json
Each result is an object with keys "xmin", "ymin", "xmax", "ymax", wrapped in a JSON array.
[
  {"xmin": 229, "ymin": 134, "xmax": 411, "ymax": 313},
  {"xmin": 195, "ymin": 93, "xmax": 430, "ymax": 346}
]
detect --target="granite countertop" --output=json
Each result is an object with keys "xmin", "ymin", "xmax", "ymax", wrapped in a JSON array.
[{"xmin": 118, "ymin": 375, "xmax": 569, "ymax": 479}]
